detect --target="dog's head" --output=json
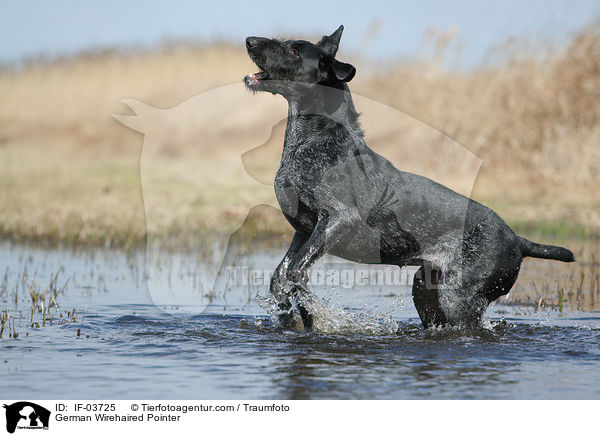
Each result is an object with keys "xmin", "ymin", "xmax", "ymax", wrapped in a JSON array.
[{"xmin": 244, "ymin": 25, "xmax": 355, "ymax": 99}]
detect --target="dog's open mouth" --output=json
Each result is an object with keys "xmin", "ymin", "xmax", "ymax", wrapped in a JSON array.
[{"xmin": 245, "ymin": 71, "xmax": 269, "ymax": 86}]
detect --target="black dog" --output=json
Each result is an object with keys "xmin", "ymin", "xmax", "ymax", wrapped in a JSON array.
[{"xmin": 244, "ymin": 26, "xmax": 574, "ymax": 329}]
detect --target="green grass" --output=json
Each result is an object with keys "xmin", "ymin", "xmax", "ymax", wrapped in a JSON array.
[{"xmin": 508, "ymin": 219, "xmax": 599, "ymax": 242}]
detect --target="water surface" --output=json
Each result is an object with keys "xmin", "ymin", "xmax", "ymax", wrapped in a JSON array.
[{"xmin": 1, "ymin": 242, "xmax": 599, "ymax": 399}]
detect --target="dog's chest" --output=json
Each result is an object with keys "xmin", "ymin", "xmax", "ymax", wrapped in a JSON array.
[
  {"xmin": 274, "ymin": 121, "xmax": 323, "ymax": 214},
  {"xmin": 274, "ymin": 163, "xmax": 319, "ymax": 233},
  {"xmin": 274, "ymin": 115, "xmax": 354, "ymax": 232}
]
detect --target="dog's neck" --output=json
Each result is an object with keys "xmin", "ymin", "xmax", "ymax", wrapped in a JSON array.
[
  {"xmin": 287, "ymin": 82, "xmax": 359, "ymax": 126},
  {"xmin": 283, "ymin": 82, "xmax": 363, "ymax": 154}
]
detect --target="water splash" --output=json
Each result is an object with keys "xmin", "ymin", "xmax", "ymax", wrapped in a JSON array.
[{"xmin": 257, "ymin": 289, "xmax": 401, "ymax": 335}]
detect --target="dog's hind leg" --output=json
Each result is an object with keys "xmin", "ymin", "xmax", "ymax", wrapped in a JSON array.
[
  {"xmin": 411, "ymin": 262, "xmax": 448, "ymax": 328},
  {"xmin": 423, "ymin": 262, "xmax": 506, "ymax": 329},
  {"xmin": 438, "ymin": 245, "xmax": 522, "ymax": 327},
  {"xmin": 412, "ymin": 261, "xmax": 492, "ymax": 328}
]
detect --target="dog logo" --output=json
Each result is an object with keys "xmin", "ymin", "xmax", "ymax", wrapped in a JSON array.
[
  {"xmin": 3, "ymin": 402, "xmax": 50, "ymax": 433},
  {"xmin": 114, "ymin": 85, "xmax": 482, "ymax": 317}
]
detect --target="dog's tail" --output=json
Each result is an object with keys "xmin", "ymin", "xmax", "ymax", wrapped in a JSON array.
[{"xmin": 518, "ymin": 236, "xmax": 575, "ymax": 262}]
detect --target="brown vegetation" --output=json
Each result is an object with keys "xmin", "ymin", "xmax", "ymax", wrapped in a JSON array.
[{"xmin": 0, "ymin": 26, "xmax": 598, "ymax": 248}]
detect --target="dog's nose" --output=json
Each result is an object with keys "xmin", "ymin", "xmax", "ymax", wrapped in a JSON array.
[
  {"xmin": 246, "ymin": 36, "xmax": 270, "ymax": 50},
  {"xmin": 246, "ymin": 37, "xmax": 259, "ymax": 50}
]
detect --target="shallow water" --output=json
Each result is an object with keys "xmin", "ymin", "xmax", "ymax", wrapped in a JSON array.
[{"xmin": 1, "ymin": 242, "xmax": 599, "ymax": 399}]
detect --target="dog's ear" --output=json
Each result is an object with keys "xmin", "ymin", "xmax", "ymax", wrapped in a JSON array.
[
  {"xmin": 331, "ymin": 59, "xmax": 355, "ymax": 82},
  {"xmin": 317, "ymin": 25, "xmax": 344, "ymax": 57}
]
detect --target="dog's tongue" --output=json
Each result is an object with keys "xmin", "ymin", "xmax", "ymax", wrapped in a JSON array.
[{"xmin": 249, "ymin": 71, "xmax": 266, "ymax": 82}]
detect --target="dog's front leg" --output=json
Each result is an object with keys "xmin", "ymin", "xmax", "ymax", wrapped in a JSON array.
[
  {"xmin": 270, "ymin": 231, "xmax": 308, "ymax": 298},
  {"xmin": 284, "ymin": 211, "xmax": 359, "ymax": 330},
  {"xmin": 269, "ymin": 232, "xmax": 310, "ymax": 330}
]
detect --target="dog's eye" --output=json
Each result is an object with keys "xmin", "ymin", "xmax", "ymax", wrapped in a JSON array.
[{"xmin": 289, "ymin": 49, "xmax": 300, "ymax": 58}]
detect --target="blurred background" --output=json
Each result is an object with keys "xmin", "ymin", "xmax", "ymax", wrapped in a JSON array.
[{"xmin": 0, "ymin": 0, "xmax": 599, "ymax": 249}]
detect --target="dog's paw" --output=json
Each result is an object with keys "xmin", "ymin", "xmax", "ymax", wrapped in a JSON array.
[{"xmin": 276, "ymin": 293, "xmax": 313, "ymax": 332}]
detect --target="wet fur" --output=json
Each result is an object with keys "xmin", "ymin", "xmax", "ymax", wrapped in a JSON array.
[{"xmin": 244, "ymin": 26, "xmax": 575, "ymax": 330}]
